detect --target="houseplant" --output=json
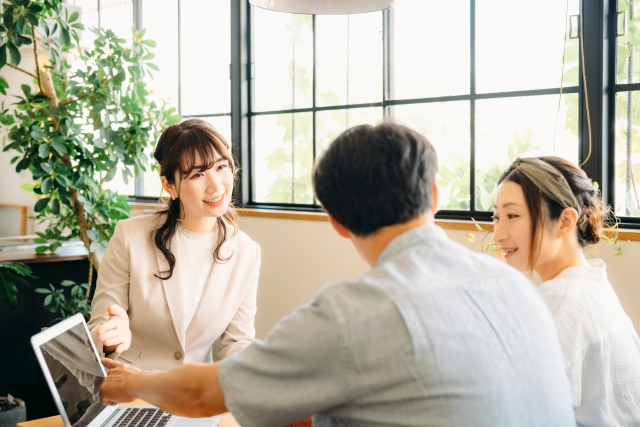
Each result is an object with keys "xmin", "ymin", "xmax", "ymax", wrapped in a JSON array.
[{"xmin": 0, "ymin": 0, "xmax": 180, "ymax": 317}]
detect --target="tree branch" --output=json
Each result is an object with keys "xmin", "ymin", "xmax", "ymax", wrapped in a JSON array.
[
  {"xmin": 70, "ymin": 189, "xmax": 101, "ymax": 272},
  {"xmin": 99, "ymin": 166, "xmax": 116, "ymax": 189},
  {"xmin": 31, "ymin": 24, "xmax": 42, "ymax": 93},
  {"xmin": 62, "ymin": 92, "xmax": 88, "ymax": 106},
  {"xmin": 6, "ymin": 63, "xmax": 38, "ymax": 79}
]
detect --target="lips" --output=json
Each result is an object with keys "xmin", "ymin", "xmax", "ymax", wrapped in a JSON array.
[
  {"xmin": 501, "ymin": 247, "xmax": 518, "ymax": 259},
  {"xmin": 203, "ymin": 194, "xmax": 225, "ymax": 207}
]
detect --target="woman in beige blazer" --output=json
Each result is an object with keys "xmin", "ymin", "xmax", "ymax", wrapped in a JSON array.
[{"xmin": 87, "ymin": 119, "xmax": 261, "ymax": 370}]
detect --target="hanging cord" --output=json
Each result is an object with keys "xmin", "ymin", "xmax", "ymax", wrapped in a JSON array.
[
  {"xmin": 554, "ymin": 0, "xmax": 570, "ymax": 154},
  {"xmin": 579, "ymin": 0, "xmax": 593, "ymax": 167}
]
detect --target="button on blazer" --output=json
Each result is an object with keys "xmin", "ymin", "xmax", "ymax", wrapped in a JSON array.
[{"xmin": 87, "ymin": 214, "xmax": 261, "ymax": 370}]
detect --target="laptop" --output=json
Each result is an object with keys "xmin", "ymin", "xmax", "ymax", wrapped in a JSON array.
[{"xmin": 31, "ymin": 313, "xmax": 221, "ymax": 427}]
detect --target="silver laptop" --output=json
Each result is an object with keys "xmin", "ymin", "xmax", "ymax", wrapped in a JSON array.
[{"xmin": 31, "ymin": 313, "xmax": 221, "ymax": 427}]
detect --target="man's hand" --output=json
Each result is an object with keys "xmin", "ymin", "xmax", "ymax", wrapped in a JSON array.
[
  {"xmin": 100, "ymin": 358, "xmax": 140, "ymax": 406},
  {"xmin": 96, "ymin": 305, "xmax": 131, "ymax": 355}
]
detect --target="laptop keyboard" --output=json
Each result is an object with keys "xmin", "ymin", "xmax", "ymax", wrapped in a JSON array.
[{"xmin": 113, "ymin": 408, "xmax": 171, "ymax": 427}]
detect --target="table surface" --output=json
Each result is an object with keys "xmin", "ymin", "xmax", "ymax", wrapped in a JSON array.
[{"xmin": 16, "ymin": 400, "xmax": 240, "ymax": 427}]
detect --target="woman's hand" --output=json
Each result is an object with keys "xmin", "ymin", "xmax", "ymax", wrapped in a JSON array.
[{"xmin": 96, "ymin": 304, "xmax": 131, "ymax": 355}]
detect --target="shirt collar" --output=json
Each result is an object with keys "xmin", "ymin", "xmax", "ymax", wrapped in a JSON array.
[
  {"xmin": 376, "ymin": 224, "xmax": 447, "ymax": 266},
  {"xmin": 552, "ymin": 258, "xmax": 608, "ymax": 281}
]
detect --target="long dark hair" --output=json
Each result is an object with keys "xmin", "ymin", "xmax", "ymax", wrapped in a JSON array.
[
  {"xmin": 152, "ymin": 119, "xmax": 238, "ymax": 280},
  {"xmin": 498, "ymin": 156, "xmax": 608, "ymax": 271}
]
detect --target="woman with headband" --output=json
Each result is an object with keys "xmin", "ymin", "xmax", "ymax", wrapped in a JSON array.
[{"xmin": 493, "ymin": 156, "xmax": 640, "ymax": 426}]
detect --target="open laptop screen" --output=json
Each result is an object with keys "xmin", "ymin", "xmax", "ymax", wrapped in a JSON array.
[{"xmin": 37, "ymin": 322, "xmax": 107, "ymax": 427}]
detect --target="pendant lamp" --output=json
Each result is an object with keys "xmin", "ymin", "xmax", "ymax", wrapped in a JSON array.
[{"xmin": 249, "ymin": 0, "xmax": 395, "ymax": 15}]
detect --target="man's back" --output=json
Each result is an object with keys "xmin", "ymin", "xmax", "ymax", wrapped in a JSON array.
[{"xmin": 218, "ymin": 225, "xmax": 575, "ymax": 427}]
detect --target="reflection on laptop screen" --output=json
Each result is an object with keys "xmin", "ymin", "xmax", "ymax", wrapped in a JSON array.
[{"xmin": 38, "ymin": 322, "xmax": 106, "ymax": 427}]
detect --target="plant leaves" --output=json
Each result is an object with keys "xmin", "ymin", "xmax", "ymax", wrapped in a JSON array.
[
  {"xmin": 41, "ymin": 176, "xmax": 52, "ymax": 193},
  {"xmin": 34, "ymin": 197, "xmax": 50, "ymax": 212},
  {"xmin": 52, "ymin": 141, "xmax": 68, "ymax": 155},
  {"xmin": 0, "ymin": 44, "xmax": 6, "ymax": 69},
  {"xmin": 38, "ymin": 144, "xmax": 50, "ymax": 158},
  {"xmin": 8, "ymin": 43, "xmax": 21, "ymax": 65}
]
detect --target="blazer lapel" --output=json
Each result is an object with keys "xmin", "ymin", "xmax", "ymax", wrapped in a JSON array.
[
  {"xmin": 185, "ymin": 222, "xmax": 237, "ymax": 347},
  {"xmin": 156, "ymin": 234, "xmax": 186, "ymax": 350}
]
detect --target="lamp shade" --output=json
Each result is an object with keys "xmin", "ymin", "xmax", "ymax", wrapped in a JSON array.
[{"xmin": 249, "ymin": 0, "xmax": 395, "ymax": 15}]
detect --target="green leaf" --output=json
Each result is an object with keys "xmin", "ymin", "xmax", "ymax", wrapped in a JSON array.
[
  {"xmin": 41, "ymin": 162, "xmax": 52, "ymax": 173},
  {"xmin": 35, "ymin": 288, "xmax": 51, "ymax": 294},
  {"xmin": 9, "ymin": 43, "xmax": 21, "ymax": 65},
  {"xmin": 141, "ymin": 39, "xmax": 157, "ymax": 47},
  {"xmin": 35, "ymin": 246, "xmax": 48, "ymax": 254},
  {"xmin": 44, "ymin": 294, "xmax": 53, "ymax": 306},
  {"xmin": 51, "ymin": 199, "xmax": 60, "ymax": 215},
  {"xmin": 71, "ymin": 22, "xmax": 85, "ymax": 30},
  {"xmin": 21, "ymin": 182, "xmax": 35, "ymax": 191},
  {"xmin": 69, "ymin": 11, "xmax": 80, "ymax": 23},
  {"xmin": 0, "ymin": 44, "xmax": 7, "ymax": 69},
  {"xmin": 41, "ymin": 177, "xmax": 52, "ymax": 194},
  {"xmin": 34, "ymin": 197, "xmax": 50, "ymax": 212},
  {"xmin": 38, "ymin": 144, "xmax": 50, "ymax": 158},
  {"xmin": 104, "ymin": 167, "xmax": 117, "ymax": 182},
  {"xmin": 52, "ymin": 141, "xmax": 68, "ymax": 155},
  {"xmin": 61, "ymin": 280, "xmax": 76, "ymax": 287},
  {"xmin": 146, "ymin": 63, "xmax": 159, "ymax": 71}
]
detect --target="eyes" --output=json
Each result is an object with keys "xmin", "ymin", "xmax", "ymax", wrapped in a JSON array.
[
  {"xmin": 188, "ymin": 163, "xmax": 230, "ymax": 179},
  {"xmin": 492, "ymin": 213, "xmax": 519, "ymax": 223}
]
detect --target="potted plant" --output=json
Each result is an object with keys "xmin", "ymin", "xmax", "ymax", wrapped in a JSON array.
[
  {"xmin": 0, "ymin": 0, "xmax": 180, "ymax": 317},
  {"xmin": 0, "ymin": 395, "xmax": 26, "ymax": 427}
]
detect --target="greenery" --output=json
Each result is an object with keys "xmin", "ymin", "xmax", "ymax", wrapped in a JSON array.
[
  {"xmin": 0, "ymin": 0, "xmax": 180, "ymax": 318},
  {"xmin": 0, "ymin": 262, "xmax": 34, "ymax": 309}
]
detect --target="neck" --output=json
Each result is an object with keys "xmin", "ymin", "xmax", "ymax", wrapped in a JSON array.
[
  {"xmin": 351, "ymin": 212, "xmax": 435, "ymax": 267},
  {"xmin": 179, "ymin": 212, "xmax": 218, "ymax": 235},
  {"xmin": 534, "ymin": 239, "xmax": 590, "ymax": 282}
]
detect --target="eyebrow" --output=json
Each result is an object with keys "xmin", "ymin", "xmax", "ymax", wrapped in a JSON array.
[
  {"xmin": 493, "ymin": 202, "xmax": 522, "ymax": 209},
  {"xmin": 188, "ymin": 158, "xmax": 228, "ymax": 173}
]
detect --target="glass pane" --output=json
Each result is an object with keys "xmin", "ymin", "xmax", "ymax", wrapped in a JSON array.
[
  {"xmin": 315, "ymin": 107, "xmax": 383, "ymax": 157},
  {"xmin": 253, "ymin": 113, "xmax": 314, "ymax": 204},
  {"xmin": 476, "ymin": 0, "xmax": 579, "ymax": 93},
  {"xmin": 392, "ymin": 0, "xmax": 469, "ymax": 99},
  {"xmin": 475, "ymin": 94, "xmax": 580, "ymax": 211},
  {"xmin": 142, "ymin": 0, "xmax": 179, "ymax": 111},
  {"xmin": 614, "ymin": 91, "xmax": 640, "ymax": 217},
  {"xmin": 181, "ymin": 0, "xmax": 230, "ymax": 115},
  {"xmin": 253, "ymin": 9, "xmax": 313, "ymax": 112},
  {"xmin": 70, "ymin": 0, "xmax": 99, "ymax": 48},
  {"xmin": 101, "ymin": 163, "xmax": 136, "ymax": 196},
  {"xmin": 316, "ymin": 12, "xmax": 382, "ymax": 107},
  {"xmin": 392, "ymin": 102, "xmax": 471, "ymax": 210},
  {"xmin": 99, "ymin": 0, "xmax": 133, "ymax": 40},
  {"xmin": 617, "ymin": 1, "xmax": 640, "ymax": 84},
  {"xmin": 140, "ymin": 116, "xmax": 231, "ymax": 197}
]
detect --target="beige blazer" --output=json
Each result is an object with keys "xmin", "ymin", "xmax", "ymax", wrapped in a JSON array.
[{"xmin": 87, "ymin": 214, "xmax": 261, "ymax": 370}]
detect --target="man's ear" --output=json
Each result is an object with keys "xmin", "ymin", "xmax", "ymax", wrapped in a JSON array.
[
  {"xmin": 161, "ymin": 176, "xmax": 177, "ymax": 199},
  {"xmin": 328, "ymin": 214, "xmax": 350, "ymax": 239},
  {"xmin": 557, "ymin": 207, "xmax": 579, "ymax": 238},
  {"xmin": 431, "ymin": 179, "xmax": 439, "ymax": 214}
]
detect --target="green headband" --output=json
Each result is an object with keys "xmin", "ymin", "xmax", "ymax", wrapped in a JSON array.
[{"xmin": 511, "ymin": 157, "xmax": 588, "ymax": 233}]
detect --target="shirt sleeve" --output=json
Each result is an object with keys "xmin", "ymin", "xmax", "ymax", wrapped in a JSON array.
[
  {"xmin": 218, "ymin": 289, "xmax": 349, "ymax": 427},
  {"xmin": 87, "ymin": 219, "xmax": 131, "ymax": 356},
  {"xmin": 218, "ymin": 242, "xmax": 261, "ymax": 358}
]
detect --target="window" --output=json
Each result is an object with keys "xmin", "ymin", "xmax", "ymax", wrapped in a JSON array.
[{"xmin": 66, "ymin": 0, "xmax": 640, "ymax": 227}]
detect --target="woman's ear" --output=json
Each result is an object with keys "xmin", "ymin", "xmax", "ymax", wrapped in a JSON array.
[
  {"xmin": 556, "ymin": 207, "xmax": 579, "ymax": 238},
  {"xmin": 161, "ymin": 176, "xmax": 177, "ymax": 200}
]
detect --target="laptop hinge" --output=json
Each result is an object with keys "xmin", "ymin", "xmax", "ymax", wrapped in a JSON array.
[{"xmin": 100, "ymin": 407, "xmax": 121, "ymax": 427}]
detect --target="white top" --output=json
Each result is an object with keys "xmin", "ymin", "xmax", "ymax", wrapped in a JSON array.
[
  {"xmin": 539, "ymin": 259, "xmax": 640, "ymax": 427},
  {"xmin": 177, "ymin": 224, "xmax": 216, "ymax": 328}
]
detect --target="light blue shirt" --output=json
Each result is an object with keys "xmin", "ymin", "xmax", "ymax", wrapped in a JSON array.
[{"xmin": 219, "ymin": 225, "xmax": 576, "ymax": 427}]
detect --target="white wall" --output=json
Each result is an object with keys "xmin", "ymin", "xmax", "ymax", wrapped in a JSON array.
[{"xmin": 237, "ymin": 216, "xmax": 640, "ymax": 339}]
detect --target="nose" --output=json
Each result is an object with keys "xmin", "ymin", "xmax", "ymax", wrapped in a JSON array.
[
  {"xmin": 492, "ymin": 217, "xmax": 506, "ymax": 245},
  {"xmin": 205, "ymin": 170, "xmax": 223, "ymax": 193}
]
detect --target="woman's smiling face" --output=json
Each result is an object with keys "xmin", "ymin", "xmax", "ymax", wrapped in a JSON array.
[
  {"xmin": 171, "ymin": 152, "xmax": 234, "ymax": 221},
  {"xmin": 492, "ymin": 180, "xmax": 534, "ymax": 271}
]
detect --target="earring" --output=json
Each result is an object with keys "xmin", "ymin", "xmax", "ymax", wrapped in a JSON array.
[{"xmin": 171, "ymin": 195, "xmax": 177, "ymax": 200}]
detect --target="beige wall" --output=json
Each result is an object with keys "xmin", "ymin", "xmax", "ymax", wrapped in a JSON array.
[{"xmin": 237, "ymin": 216, "xmax": 640, "ymax": 339}]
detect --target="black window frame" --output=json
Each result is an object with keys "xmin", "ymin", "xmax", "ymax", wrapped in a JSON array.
[{"xmin": 128, "ymin": 0, "xmax": 640, "ymax": 229}]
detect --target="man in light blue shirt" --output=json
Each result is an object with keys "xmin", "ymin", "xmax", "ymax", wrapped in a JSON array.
[{"xmin": 100, "ymin": 123, "xmax": 575, "ymax": 426}]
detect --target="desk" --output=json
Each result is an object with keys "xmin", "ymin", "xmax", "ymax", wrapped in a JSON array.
[{"xmin": 16, "ymin": 400, "xmax": 240, "ymax": 427}]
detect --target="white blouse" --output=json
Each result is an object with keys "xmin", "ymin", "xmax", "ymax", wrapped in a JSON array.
[
  {"xmin": 539, "ymin": 259, "xmax": 640, "ymax": 427},
  {"xmin": 176, "ymin": 224, "xmax": 216, "ymax": 327}
]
